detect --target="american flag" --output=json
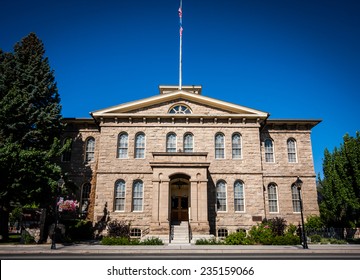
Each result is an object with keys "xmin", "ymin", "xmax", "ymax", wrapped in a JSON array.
[{"xmin": 178, "ymin": 6, "xmax": 182, "ymax": 18}]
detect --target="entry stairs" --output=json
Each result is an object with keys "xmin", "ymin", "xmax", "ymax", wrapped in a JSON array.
[{"xmin": 170, "ymin": 221, "xmax": 190, "ymax": 244}]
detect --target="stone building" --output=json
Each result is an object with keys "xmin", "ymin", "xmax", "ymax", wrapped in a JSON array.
[{"xmin": 60, "ymin": 85, "xmax": 321, "ymax": 243}]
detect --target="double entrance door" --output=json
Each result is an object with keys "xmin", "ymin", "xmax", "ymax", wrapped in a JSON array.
[{"xmin": 171, "ymin": 196, "xmax": 189, "ymax": 221}]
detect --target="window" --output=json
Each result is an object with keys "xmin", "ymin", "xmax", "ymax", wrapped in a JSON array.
[
  {"xmin": 118, "ymin": 133, "xmax": 128, "ymax": 158},
  {"xmin": 81, "ymin": 183, "xmax": 91, "ymax": 213},
  {"xmin": 183, "ymin": 133, "xmax": 193, "ymax": 152},
  {"xmin": 169, "ymin": 104, "xmax": 192, "ymax": 114},
  {"xmin": 135, "ymin": 133, "xmax": 145, "ymax": 158},
  {"xmin": 61, "ymin": 138, "xmax": 72, "ymax": 162},
  {"xmin": 264, "ymin": 138, "xmax": 274, "ymax": 163},
  {"xmin": 232, "ymin": 133, "xmax": 242, "ymax": 159},
  {"xmin": 85, "ymin": 137, "xmax": 95, "ymax": 162},
  {"xmin": 218, "ymin": 228, "xmax": 228, "ymax": 238},
  {"xmin": 114, "ymin": 180, "xmax": 126, "ymax": 211},
  {"xmin": 291, "ymin": 184, "xmax": 301, "ymax": 213},
  {"xmin": 130, "ymin": 228, "xmax": 142, "ymax": 237},
  {"xmin": 166, "ymin": 133, "xmax": 177, "ymax": 152},
  {"xmin": 216, "ymin": 180, "xmax": 227, "ymax": 211},
  {"xmin": 234, "ymin": 180, "xmax": 245, "ymax": 212},
  {"xmin": 132, "ymin": 180, "xmax": 143, "ymax": 211},
  {"xmin": 215, "ymin": 133, "xmax": 225, "ymax": 159},
  {"xmin": 287, "ymin": 138, "xmax": 297, "ymax": 163},
  {"xmin": 268, "ymin": 184, "xmax": 278, "ymax": 213}
]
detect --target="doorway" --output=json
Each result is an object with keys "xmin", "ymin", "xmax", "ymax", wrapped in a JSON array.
[{"xmin": 170, "ymin": 175, "xmax": 190, "ymax": 222}]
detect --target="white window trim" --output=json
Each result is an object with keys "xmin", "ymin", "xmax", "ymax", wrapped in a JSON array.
[
  {"xmin": 268, "ymin": 184, "xmax": 279, "ymax": 213},
  {"xmin": 234, "ymin": 180, "xmax": 245, "ymax": 213}
]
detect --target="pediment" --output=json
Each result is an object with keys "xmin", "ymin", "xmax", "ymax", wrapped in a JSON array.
[{"xmin": 91, "ymin": 89, "xmax": 269, "ymax": 119}]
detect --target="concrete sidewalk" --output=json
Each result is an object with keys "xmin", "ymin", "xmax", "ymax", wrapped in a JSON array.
[{"xmin": 1, "ymin": 243, "xmax": 360, "ymax": 258}]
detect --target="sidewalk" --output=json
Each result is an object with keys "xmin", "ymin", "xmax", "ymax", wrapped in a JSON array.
[{"xmin": 1, "ymin": 243, "xmax": 360, "ymax": 258}]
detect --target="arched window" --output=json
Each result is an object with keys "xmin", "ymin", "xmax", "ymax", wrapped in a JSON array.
[
  {"xmin": 114, "ymin": 180, "xmax": 126, "ymax": 211},
  {"xmin": 216, "ymin": 180, "xmax": 227, "ymax": 211},
  {"xmin": 85, "ymin": 137, "xmax": 95, "ymax": 162},
  {"xmin": 234, "ymin": 180, "xmax": 245, "ymax": 212},
  {"xmin": 118, "ymin": 133, "xmax": 128, "ymax": 158},
  {"xmin": 166, "ymin": 133, "xmax": 177, "ymax": 152},
  {"xmin": 61, "ymin": 137, "xmax": 72, "ymax": 162},
  {"xmin": 135, "ymin": 133, "xmax": 145, "ymax": 158},
  {"xmin": 215, "ymin": 133, "xmax": 225, "ymax": 159},
  {"xmin": 132, "ymin": 180, "xmax": 143, "ymax": 211},
  {"xmin": 268, "ymin": 183, "xmax": 278, "ymax": 213},
  {"xmin": 81, "ymin": 183, "xmax": 91, "ymax": 214},
  {"xmin": 264, "ymin": 138, "xmax": 274, "ymax": 163},
  {"xmin": 287, "ymin": 138, "xmax": 297, "ymax": 163},
  {"xmin": 183, "ymin": 133, "xmax": 193, "ymax": 152},
  {"xmin": 168, "ymin": 104, "xmax": 192, "ymax": 114},
  {"xmin": 291, "ymin": 184, "xmax": 301, "ymax": 213},
  {"xmin": 232, "ymin": 133, "xmax": 242, "ymax": 159}
]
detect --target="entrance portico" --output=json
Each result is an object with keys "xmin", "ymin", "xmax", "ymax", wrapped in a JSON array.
[{"xmin": 149, "ymin": 152, "xmax": 210, "ymax": 238}]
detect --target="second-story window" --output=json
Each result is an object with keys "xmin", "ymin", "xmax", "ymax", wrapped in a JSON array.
[
  {"xmin": 85, "ymin": 137, "xmax": 95, "ymax": 162},
  {"xmin": 118, "ymin": 133, "xmax": 128, "ymax": 158},
  {"xmin": 287, "ymin": 138, "xmax": 297, "ymax": 163},
  {"xmin": 264, "ymin": 138, "xmax": 274, "ymax": 163},
  {"xmin": 184, "ymin": 133, "xmax": 193, "ymax": 152},
  {"xmin": 166, "ymin": 133, "xmax": 177, "ymax": 152},
  {"xmin": 215, "ymin": 133, "xmax": 225, "ymax": 159},
  {"xmin": 135, "ymin": 133, "xmax": 145, "ymax": 158},
  {"xmin": 232, "ymin": 133, "xmax": 242, "ymax": 159}
]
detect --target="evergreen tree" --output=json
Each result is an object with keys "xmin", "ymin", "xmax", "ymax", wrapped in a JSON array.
[
  {"xmin": 319, "ymin": 132, "xmax": 360, "ymax": 230},
  {"xmin": 0, "ymin": 33, "xmax": 64, "ymax": 241}
]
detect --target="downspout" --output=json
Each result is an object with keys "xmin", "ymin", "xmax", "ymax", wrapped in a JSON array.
[{"xmin": 259, "ymin": 114, "xmax": 270, "ymax": 220}]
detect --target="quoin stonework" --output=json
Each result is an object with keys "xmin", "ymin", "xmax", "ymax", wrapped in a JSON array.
[{"xmin": 60, "ymin": 85, "xmax": 320, "ymax": 243}]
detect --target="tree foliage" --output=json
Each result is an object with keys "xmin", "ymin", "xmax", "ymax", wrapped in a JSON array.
[
  {"xmin": 318, "ymin": 132, "xmax": 360, "ymax": 228},
  {"xmin": 0, "ymin": 33, "xmax": 64, "ymax": 240}
]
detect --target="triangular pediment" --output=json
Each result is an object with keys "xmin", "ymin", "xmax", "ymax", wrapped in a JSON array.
[{"xmin": 91, "ymin": 87, "xmax": 269, "ymax": 119}]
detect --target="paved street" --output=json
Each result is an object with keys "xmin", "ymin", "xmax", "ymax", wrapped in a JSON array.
[{"xmin": 1, "ymin": 243, "xmax": 360, "ymax": 259}]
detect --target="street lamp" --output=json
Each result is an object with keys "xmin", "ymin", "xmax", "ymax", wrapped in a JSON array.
[
  {"xmin": 294, "ymin": 176, "xmax": 308, "ymax": 249},
  {"xmin": 51, "ymin": 177, "xmax": 65, "ymax": 250}
]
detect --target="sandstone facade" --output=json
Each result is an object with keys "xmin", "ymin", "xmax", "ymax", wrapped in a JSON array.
[{"xmin": 60, "ymin": 85, "xmax": 320, "ymax": 242}]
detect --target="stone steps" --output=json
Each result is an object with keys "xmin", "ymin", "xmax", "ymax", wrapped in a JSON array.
[{"xmin": 171, "ymin": 221, "xmax": 190, "ymax": 244}]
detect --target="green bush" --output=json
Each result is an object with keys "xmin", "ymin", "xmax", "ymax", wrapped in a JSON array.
[
  {"xmin": 248, "ymin": 224, "xmax": 274, "ymax": 245},
  {"xmin": 272, "ymin": 234, "xmax": 300, "ymax": 245},
  {"xmin": 140, "ymin": 237, "xmax": 164, "ymax": 245},
  {"xmin": 225, "ymin": 231, "xmax": 254, "ymax": 245},
  {"xmin": 265, "ymin": 217, "xmax": 287, "ymax": 236},
  {"xmin": 101, "ymin": 236, "xmax": 132, "ymax": 245},
  {"xmin": 305, "ymin": 215, "xmax": 324, "ymax": 230},
  {"xmin": 309, "ymin": 234, "xmax": 322, "ymax": 243},
  {"xmin": 195, "ymin": 238, "xmax": 223, "ymax": 245},
  {"xmin": 107, "ymin": 220, "xmax": 131, "ymax": 238},
  {"xmin": 66, "ymin": 219, "xmax": 94, "ymax": 241}
]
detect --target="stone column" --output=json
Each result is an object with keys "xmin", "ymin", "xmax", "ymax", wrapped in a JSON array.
[{"xmin": 150, "ymin": 179, "xmax": 170, "ymax": 235}]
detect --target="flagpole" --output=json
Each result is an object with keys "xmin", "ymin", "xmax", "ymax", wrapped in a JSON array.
[{"xmin": 179, "ymin": 0, "xmax": 183, "ymax": 90}]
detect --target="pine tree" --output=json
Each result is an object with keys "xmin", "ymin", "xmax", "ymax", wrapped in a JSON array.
[
  {"xmin": 319, "ymin": 132, "xmax": 360, "ymax": 231},
  {"xmin": 0, "ymin": 33, "xmax": 64, "ymax": 241}
]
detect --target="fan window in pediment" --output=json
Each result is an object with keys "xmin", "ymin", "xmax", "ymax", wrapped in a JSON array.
[{"xmin": 168, "ymin": 104, "xmax": 192, "ymax": 114}]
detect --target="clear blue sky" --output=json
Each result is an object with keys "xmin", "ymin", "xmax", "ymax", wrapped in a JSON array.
[{"xmin": 1, "ymin": 0, "xmax": 359, "ymax": 178}]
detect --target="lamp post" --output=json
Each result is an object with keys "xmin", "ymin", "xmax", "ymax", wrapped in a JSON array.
[
  {"xmin": 51, "ymin": 177, "xmax": 64, "ymax": 250},
  {"xmin": 295, "ymin": 176, "xmax": 308, "ymax": 249}
]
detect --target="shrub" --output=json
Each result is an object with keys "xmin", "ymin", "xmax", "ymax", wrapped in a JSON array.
[
  {"xmin": 309, "ymin": 234, "xmax": 322, "ymax": 243},
  {"xmin": 225, "ymin": 231, "xmax": 254, "ymax": 245},
  {"xmin": 107, "ymin": 220, "xmax": 131, "ymax": 238},
  {"xmin": 140, "ymin": 237, "xmax": 164, "ymax": 245},
  {"xmin": 248, "ymin": 224, "xmax": 274, "ymax": 245},
  {"xmin": 265, "ymin": 217, "xmax": 287, "ymax": 236},
  {"xmin": 66, "ymin": 219, "xmax": 94, "ymax": 241},
  {"xmin": 305, "ymin": 215, "xmax": 324, "ymax": 230},
  {"xmin": 101, "ymin": 236, "xmax": 132, "ymax": 245},
  {"xmin": 272, "ymin": 234, "xmax": 300, "ymax": 245},
  {"xmin": 195, "ymin": 238, "xmax": 223, "ymax": 245}
]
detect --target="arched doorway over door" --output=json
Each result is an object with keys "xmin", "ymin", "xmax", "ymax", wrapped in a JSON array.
[{"xmin": 169, "ymin": 173, "xmax": 190, "ymax": 223}]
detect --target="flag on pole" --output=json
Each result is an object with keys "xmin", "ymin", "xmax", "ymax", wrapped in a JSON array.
[
  {"xmin": 178, "ymin": 6, "xmax": 182, "ymax": 18},
  {"xmin": 179, "ymin": 1, "xmax": 183, "ymax": 37}
]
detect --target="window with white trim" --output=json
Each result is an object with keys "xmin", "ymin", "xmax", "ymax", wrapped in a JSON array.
[
  {"xmin": 268, "ymin": 183, "xmax": 278, "ymax": 213},
  {"xmin": 166, "ymin": 133, "xmax": 177, "ymax": 152},
  {"xmin": 216, "ymin": 180, "xmax": 227, "ymax": 211},
  {"xmin": 264, "ymin": 138, "xmax": 274, "ymax": 163},
  {"xmin": 135, "ymin": 133, "xmax": 145, "ymax": 158},
  {"xmin": 287, "ymin": 138, "xmax": 297, "ymax": 163},
  {"xmin": 118, "ymin": 133, "xmax": 128, "ymax": 158},
  {"xmin": 232, "ymin": 133, "xmax": 242, "ymax": 159},
  {"xmin": 132, "ymin": 180, "xmax": 143, "ymax": 211},
  {"xmin": 85, "ymin": 137, "xmax": 95, "ymax": 162},
  {"xmin": 234, "ymin": 180, "xmax": 245, "ymax": 212},
  {"xmin": 215, "ymin": 133, "xmax": 225, "ymax": 159},
  {"xmin": 169, "ymin": 104, "xmax": 192, "ymax": 114},
  {"xmin": 114, "ymin": 180, "xmax": 126, "ymax": 211},
  {"xmin": 291, "ymin": 184, "xmax": 301, "ymax": 213},
  {"xmin": 184, "ymin": 133, "xmax": 193, "ymax": 152},
  {"xmin": 130, "ymin": 228, "xmax": 142, "ymax": 237},
  {"xmin": 81, "ymin": 183, "xmax": 91, "ymax": 214},
  {"xmin": 218, "ymin": 228, "xmax": 228, "ymax": 238}
]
